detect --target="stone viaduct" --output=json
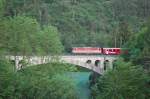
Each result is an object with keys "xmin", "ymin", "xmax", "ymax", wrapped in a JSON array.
[{"xmin": 9, "ymin": 55, "xmax": 118, "ymax": 74}]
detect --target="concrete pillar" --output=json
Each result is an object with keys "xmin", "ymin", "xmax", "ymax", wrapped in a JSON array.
[
  {"xmin": 15, "ymin": 56, "xmax": 21, "ymax": 70},
  {"xmin": 109, "ymin": 60, "xmax": 113, "ymax": 70},
  {"xmin": 100, "ymin": 60, "xmax": 104, "ymax": 73}
]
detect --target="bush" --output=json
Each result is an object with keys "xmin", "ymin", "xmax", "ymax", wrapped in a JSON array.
[
  {"xmin": 13, "ymin": 63, "xmax": 78, "ymax": 99},
  {"xmin": 0, "ymin": 59, "xmax": 15, "ymax": 99},
  {"xmin": 0, "ymin": 61, "xmax": 78, "ymax": 99},
  {"xmin": 92, "ymin": 60, "xmax": 149, "ymax": 99}
]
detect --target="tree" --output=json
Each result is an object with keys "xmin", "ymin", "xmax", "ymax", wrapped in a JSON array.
[
  {"xmin": 0, "ymin": 16, "xmax": 41, "ymax": 57},
  {"xmin": 39, "ymin": 26, "xmax": 64, "ymax": 55},
  {"xmin": 124, "ymin": 20, "xmax": 150, "ymax": 64},
  {"xmin": 0, "ymin": 59, "xmax": 15, "ymax": 99},
  {"xmin": 92, "ymin": 60, "xmax": 149, "ymax": 99},
  {"xmin": 13, "ymin": 63, "xmax": 78, "ymax": 99},
  {"xmin": 0, "ymin": 0, "xmax": 5, "ymax": 16},
  {"xmin": 0, "ymin": 60, "xmax": 78, "ymax": 99}
]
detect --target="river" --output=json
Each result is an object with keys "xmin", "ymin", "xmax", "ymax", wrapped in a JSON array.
[{"xmin": 68, "ymin": 72, "xmax": 91, "ymax": 99}]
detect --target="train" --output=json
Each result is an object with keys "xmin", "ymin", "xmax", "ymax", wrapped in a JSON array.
[{"xmin": 72, "ymin": 47, "xmax": 128, "ymax": 55}]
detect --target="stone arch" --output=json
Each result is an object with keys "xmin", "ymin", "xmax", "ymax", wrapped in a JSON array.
[
  {"xmin": 10, "ymin": 60, "xmax": 15, "ymax": 66},
  {"xmin": 18, "ymin": 59, "xmax": 28, "ymax": 69},
  {"xmin": 95, "ymin": 60, "xmax": 101, "ymax": 67},
  {"xmin": 86, "ymin": 60, "xmax": 92, "ymax": 64},
  {"xmin": 104, "ymin": 60, "xmax": 109, "ymax": 71}
]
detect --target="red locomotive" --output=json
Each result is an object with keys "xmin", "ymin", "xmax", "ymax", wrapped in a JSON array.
[
  {"xmin": 102, "ymin": 48, "xmax": 121, "ymax": 55},
  {"xmin": 72, "ymin": 47, "xmax": 127, "ymax": 55}
]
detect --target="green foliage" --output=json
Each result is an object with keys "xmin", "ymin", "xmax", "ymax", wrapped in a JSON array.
[
  {"xmin": 92, "ymin": 60, "xmax": 149, "ymax": 99},
  {"xmin": 13, "ymin": 63, "xmax": 78, "ymax": 99},
  {"xmin": 24, "ymin": 63, "xmax": 77, "ymax": 76},
  {"xmin": 0, "ymin": 0, "xmax": 150, "ymax": 98},
  {"xmin": 2, "ymin": 0, "xmax": 150, "ymax": 51},
  {"xmin": 0, "ymin": 0, "xmax": 5, "ymax": 16},
  {"xmin": 0, "ymin": 16, "xmax": 40, "ymax": 55},
  {"xmin": 0, "ymin": 16, "xmax": 63, "ymax": 56},
  {"xmin": 0, "ymin": 60, "xmax": 78, "ymax": 99},
  {"xmin": 0, "ymin": 59, "xmax": 15, "ymax": 99},
  {"xmin": 124, "ymin": 21, "xmax": 150, "ymax": 63},
  {"xmin": 39, "ymin": 26, "xmax": 64, "ymax": 55}
]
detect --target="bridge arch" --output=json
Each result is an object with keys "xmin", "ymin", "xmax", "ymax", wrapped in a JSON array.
[
  {"xmin": 23, "ymin": 62, "xmax": 100, "ymax": 74},
  {"xmin": 104, "ymin": 60, "xmax": 109, "ymax": 71},
  {"xmin": 86, "ymin": 60, "xmax": 92, "ymax": 64},
  {"xmin": 95, "ymin": 60, "xmax": 101, "ymax": 67},
  {"xmin": 10, "ymin": 60, "xmax": 15, "ymax": 65}
]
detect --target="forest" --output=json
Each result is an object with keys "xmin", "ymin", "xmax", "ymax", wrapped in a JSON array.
[{"xmin": 0, "ymin": 0, "xmax": 150, "ymax": 99}]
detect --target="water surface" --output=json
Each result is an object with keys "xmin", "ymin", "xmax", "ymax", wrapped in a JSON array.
[{"xmin": 67, "ymin": 72, "xmax": 91, "ymax": 99}]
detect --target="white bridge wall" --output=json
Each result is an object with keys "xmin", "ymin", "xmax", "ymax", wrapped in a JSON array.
[{"xmin": 8, "ymin": 55, "xmax": 118, "ymax": 74}]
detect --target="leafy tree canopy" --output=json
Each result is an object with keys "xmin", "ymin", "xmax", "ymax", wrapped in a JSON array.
[{"xmin": 92, "ymin": 60, "xmax": 149, "ymax": 99}]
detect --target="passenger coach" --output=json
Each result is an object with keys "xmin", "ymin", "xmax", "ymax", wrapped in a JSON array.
[{"xmin": 72, "ymin": 47, "xmax": 127, "ymax": 55}]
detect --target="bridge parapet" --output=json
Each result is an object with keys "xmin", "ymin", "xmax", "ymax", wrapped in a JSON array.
[{"xmin": 7, "ymin": 55, "xmax": 118, "ymax": 74}]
